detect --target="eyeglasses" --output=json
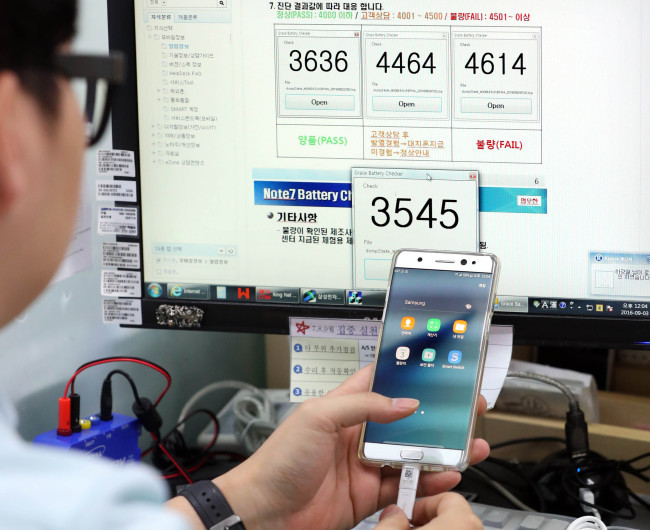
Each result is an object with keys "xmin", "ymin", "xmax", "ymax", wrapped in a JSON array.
[{"xmin": 55, "ymin": 53, "xmax": 125, "ymax": 147}]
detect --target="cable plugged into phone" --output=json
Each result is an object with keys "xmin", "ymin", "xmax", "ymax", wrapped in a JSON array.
[
  {"xmin": 565, "ymin": 401, "xmax": 589, "ymax": 460},
  {"xmin": 508, "ymin": 371, "xmax": 590, "ymax": 460},
  {"xmin": 396, "ymin": 465, "xmax": 420, "ymax": 521}
]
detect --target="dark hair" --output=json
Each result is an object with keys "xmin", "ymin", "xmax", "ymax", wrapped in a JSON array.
[{"xmin": 0, "ymin": 0, "xmax": 77, "ymax": 114}]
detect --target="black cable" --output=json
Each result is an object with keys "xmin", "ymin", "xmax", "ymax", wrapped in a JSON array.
[
  {"xmin": 162, "ymin": 409, "xmax": 220, "ymax": 447},
  {"xmin": 561, "ymin": 464, "xmax": 636, "ymax": 520},
  {"xmin": 506, "ymin": 372, "xmax": 589, "ymax": 459},
  {"xmin": 145, "ymin": 408, "xmax": 219, "ymax": 454},
  {"xmin": 485, "ymin": 378, "xmax": 646, "ymax": 520},
  {"xmin": 465, "ymin": 466, "xmax": 535, "ymax": 511},
  {"xmin": 627, "ymin": 489, "xmax": 650, "ymax": 512},
  {"xmin": 144, "ymin": 409, "xmax": 220, "ymax": 474},
  {"xmin": 481, "ymin": 456, "xmax": 547, "ymax": 512},
  {"xmin": 624, "ymin": 451, "xmax": 650, "ymax": 466},
  {"xmin": 151, "ymin": 430, "xmax": 193, "ymax": 483},
  {"xmin": 490, "ymin": 436, "xmax": 565, "ymax": 451},
  {"xmin": 105, "ymin": 369, "xmax": 143, "ymax": 405},
  {"xmin": 619, "ymin": 465, "xmax": 650, "ymax": 483}
]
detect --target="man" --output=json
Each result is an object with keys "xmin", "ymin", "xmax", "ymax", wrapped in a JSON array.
[{"xmin": 0, "ymin": 1, "xmax": 487, "ymax": 528}]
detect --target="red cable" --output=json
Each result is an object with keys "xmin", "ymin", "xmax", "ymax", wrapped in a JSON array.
[
  {"xmin": 161, "ymin": 453, "xmax": 214, "ymax": 479},
  {"xmin": 161, "ymin": 451, "xmax": 246, "ymax": 480},
  {"xmin": 141, "ymin": 409, "xmax": 219, "ymax": 459},
  {"xmin": 63, "ymin": 357, "xmax": 171, "ymax": 406},
  {"xmin": 151, "ymin": 432, "xmax": 194, "ymax": 484}
]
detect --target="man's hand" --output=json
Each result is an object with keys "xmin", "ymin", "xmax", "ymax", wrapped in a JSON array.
[{"xmin": 210, "ymin": 365, "xmax": 489, "ymax": 530}]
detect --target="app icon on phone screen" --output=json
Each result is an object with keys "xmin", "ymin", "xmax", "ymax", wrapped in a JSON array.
[
  {"xmin": 422, "ymin": 349, "xmax": 436, "ymax": 362},
  {"xmin": 401, "ymin": 317, "xmax": 415, "ymax": 330},
  {"xmin": 427, "ymin": 318, "xmax": 441, "ymax": 332},
  {"xmin": 448, "ymin": 350, "xmax": 462, "ymax": 364},
  {"xmin": 453, "ymin": 320, "xmax": 467, "ymax": 334},
  {"xmin": 396, "ymin": 347, "xmax": 410, "ymax": 360}
]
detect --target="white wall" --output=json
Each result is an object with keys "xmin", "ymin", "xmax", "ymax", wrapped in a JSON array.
[{"xmin": 0, "ymin": 0, "xmax": 266, "ymax": 441}]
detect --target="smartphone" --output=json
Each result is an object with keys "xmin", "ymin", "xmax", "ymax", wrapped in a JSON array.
[{"xmin": 359, "ymin": 249, "xmax": 499, "ymax": 472}]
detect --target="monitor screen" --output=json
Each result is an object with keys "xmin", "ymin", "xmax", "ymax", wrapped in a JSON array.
[{"xmin": 108, "ymin": 0, "xmax": 650, "ymax": 347}]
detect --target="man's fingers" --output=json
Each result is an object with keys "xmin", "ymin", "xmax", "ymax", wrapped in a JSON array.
[
  {"xmin": 300, "ymin": 391, "xmax": 419, "ymax": 432},
  {"xmin": 417, "ymin": 471, "xmax": 462, "ymax": 497},
  {"xmin": 329, "ymin": 371, "xmax": 489, "ymax": 416},
  {"xmin": 377, "ymin": 494, "xmax": 482, "ymax": 529},
  {"xmin": 411, "ymin": 492, "xmax": 482, "ymax": 529},
  {"xmin": 375, "ymin": 506, "xmax": 411, "ymax": 530},
  {"xmin": 477, "ymin": 394, "xmax": 487, "ymax": 416},
  {"xmin": 469, "ymin": 437, "xmax": 490, "ymax": 465}
]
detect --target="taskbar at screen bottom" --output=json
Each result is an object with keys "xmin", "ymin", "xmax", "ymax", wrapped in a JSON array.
[
  {"xmin": 143, "ymin": 284, "xmax": 650, "ymax": 319},
  {"xmin": 145, "ymin": 283, "xmax": 387, "ymax": 307}
]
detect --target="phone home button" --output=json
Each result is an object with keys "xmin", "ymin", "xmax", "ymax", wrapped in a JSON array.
[{"xmin": 400, "ymin": 450, "xmax": 424, "ymax": 460}]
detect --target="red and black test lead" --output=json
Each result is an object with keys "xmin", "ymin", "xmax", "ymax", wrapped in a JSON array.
[
  {"xmin": 58, "ymin": 356, "xmax": 172, "ymax": 437},
  {"xmin": 63, "ymin": 356, "xmax": 171, "ymax": 406}
]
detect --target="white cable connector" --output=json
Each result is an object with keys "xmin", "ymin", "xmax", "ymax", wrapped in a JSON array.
[
  {"xmin": 578, "ymin": 487, "xmax": 601, "ymax": 520},
  {"xmin": 396, "ymin": 465, "xmax": 420, "ymax": 521},
  {"xmin": 566, "ymin": 515, "xmax": 608, "ymax": 530}
]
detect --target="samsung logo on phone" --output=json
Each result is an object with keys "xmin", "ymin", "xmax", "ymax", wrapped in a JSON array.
[{"xmin": 405, "ymin": 300, "xmax": 426, "ymax": 307}]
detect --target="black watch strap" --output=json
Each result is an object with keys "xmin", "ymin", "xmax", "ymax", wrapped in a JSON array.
[{"xmin": 178, "ymin": 480, "xmax": 246, "ymax": 530}]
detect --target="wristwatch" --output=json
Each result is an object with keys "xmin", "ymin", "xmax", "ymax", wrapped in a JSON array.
[{"xmin": 178, "ymin": 480, "xmax": 246, "ymax": 530}]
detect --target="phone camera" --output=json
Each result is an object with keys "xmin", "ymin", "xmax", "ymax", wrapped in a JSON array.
[
  {"xmin": 472, "ymin": 261, "xmax": 476, "ymax": 265},
  {"xmin": 417, "ymin": 257, "xmax": 423, "ymax": 262},
  {"xmin": 461, "ymin": 259, "xmax": 467, "ymax": 265}
]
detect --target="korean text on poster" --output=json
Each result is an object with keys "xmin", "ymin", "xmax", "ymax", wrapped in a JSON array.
[{"xmin": 289, "ymin": 317, "xmax": 380, "ymax": 402}]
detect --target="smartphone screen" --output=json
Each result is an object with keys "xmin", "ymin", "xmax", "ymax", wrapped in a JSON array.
[{"xmin": 364, "ymin": 266, "xmax": 494, "ymax": 451}]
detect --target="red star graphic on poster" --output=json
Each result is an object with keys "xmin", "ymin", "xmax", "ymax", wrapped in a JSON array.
[{"xmin": 295, "ymin": 321, "xmax": 310, "ymax": 335}]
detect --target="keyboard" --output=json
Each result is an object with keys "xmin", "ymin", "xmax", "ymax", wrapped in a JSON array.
[{"xmin": 352, "ymin": 501, "xmax": 641, "ymax": 529}]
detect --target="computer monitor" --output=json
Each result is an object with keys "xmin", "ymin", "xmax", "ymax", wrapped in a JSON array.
[{"xmin": 107, "ymin": 0, "xmax": 650, "ymax": 347}]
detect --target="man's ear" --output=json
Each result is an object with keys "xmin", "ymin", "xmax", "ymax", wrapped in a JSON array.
[{"xmin": 0, "ymin": 72, "xmax": 30, "ymax": 212}]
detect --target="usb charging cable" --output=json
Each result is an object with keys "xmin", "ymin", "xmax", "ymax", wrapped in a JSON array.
[
  {"xmin": 396, "ymin": 465, "xmax": 421, "ymax": 520},
  {"xmin": 396, "ymin": 466, "xmax": 610, "ymax": 530},
  {"xmin": 566, "ymin": 515, "xmax": 608, "ymax": 529}
]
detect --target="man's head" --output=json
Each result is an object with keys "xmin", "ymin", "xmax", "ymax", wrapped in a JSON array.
[
  {"xmin": 0, "ymin": 0, "xmax": 77, "ymax": 113},
  {"xmin": 0, "ymin": 0, "xmax": 84, "ymax": 327}
]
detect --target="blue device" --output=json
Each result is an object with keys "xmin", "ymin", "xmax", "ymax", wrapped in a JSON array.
[{"xmin": 34, "ymin": 413, "xmax": 141, "ymax": 463}]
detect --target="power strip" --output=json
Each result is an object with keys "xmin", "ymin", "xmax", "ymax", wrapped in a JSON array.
[{"xmin": 197, "ymin": 389, "xmax": 294, "ymax": 453}]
